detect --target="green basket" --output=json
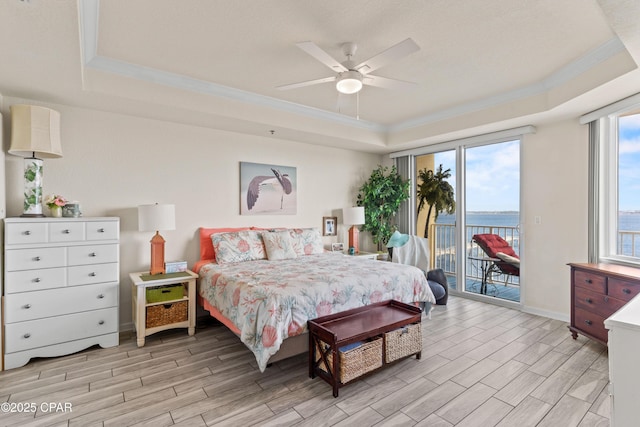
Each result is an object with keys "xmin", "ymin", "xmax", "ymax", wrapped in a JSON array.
[{"xmin": 146, "ymin": 284, "xmax": 184, "ymax": 303}]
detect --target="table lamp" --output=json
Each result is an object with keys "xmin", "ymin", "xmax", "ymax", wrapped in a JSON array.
[
  {"xmin": 9, "ymin": 105, "xmax": 62, "ymax": 217},
  {"xmin": 343, "ymin": 206, "xmax": 365, "ymax": 254},
  {"xmin": 138, "ymin": 203, "xmax": 176, "ymax": 275}
]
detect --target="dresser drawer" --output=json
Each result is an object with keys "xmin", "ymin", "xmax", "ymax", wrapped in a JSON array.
[
  {"xmin": 4, "ymin": 267, "xmax": 67, "ymax": 294},
  {"xmin": 574, "ymin": 307, "xmax": 608, "ymax": 343},
  {"xmin": 49, "ymin": 222, "xmax": 85, "ymax": 243},
  {"xmin": 4, "ymin": 307, "xmax": 118, "ymax": 353},
  {"xmin": 573, "ymin": 270, "xmax": 606, "ymax": 294},
  {"xmin": 68, "ymin": 244, "xmax": 118, "ymax": 266},
  {"xmin": 68, "ymin": 263, "xmax": 118, "ymax": 286},
  {"xmin": 608, "ymin": 278, "xmax": 640, "ymax": 302},
  {"xmin": 5, "ymin": 222, "xmax": 48, "ymax": 245},
  {"xmin": 86, "ymin": 221, "xmax": 119, "ymax": 241},
  {"xmin": 5, "ymin": 247, "xmax": 66, "ymax": 271},
  {"xmin": 574, "ymin": 287, "xmax": 626, "ymax": 319},
  {"xmin": 4, "ymin": 283, "xmax": 118, "ymax": 323}
]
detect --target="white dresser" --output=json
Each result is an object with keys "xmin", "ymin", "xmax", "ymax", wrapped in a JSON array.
[{"xmin": 2, "ymin": 217, "xmax": 120, "ymax": 370}]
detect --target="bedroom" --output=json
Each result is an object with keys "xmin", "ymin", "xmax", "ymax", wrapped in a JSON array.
[{"xmin": 1, "ymin": 0, "xmax": 639, "ymax": 425}]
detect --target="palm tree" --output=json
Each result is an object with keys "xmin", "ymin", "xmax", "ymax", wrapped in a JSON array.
[{"xmin": 417, "ymin": 164, "xmax": 455, "ymax": 238}]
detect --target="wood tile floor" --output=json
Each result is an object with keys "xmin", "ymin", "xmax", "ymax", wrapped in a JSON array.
[{"xmin": 0, "ymin": 296, "xmax": 610, "ymax": 426}]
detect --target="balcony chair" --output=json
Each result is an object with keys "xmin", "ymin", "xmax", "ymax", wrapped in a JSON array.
[{"xmin": 471, "ymin": 233, "xmax": 520, "ymax": 294}]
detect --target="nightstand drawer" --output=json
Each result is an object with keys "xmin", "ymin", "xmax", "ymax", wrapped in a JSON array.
[
  {"xmin": 4, "ymin": 283, "xmax": 118, "ymax": 323},
  {"xmin": 4, "ymin": 307, "xmax": 118, "ymax": 353},
  {"xmin": 4, "ymin": 267, "xmax": 67, "ymax": 294},
  {"xmin": 5, "ymin": 247, "xmax": 66, "ymax": 271},
  {"xmin": 5, "ymin": 222, "xmax": 48, "ymax": 245},
  {"xmin": 87, "ymin": 221, "xmax": 119, "ymax": 241},
  {"xmin": 68, "ymin": 263, "xmax": 118, "ymax": 286},
  {"xmin": 68, "ymin": 244, "xmax": 118, "ymax": 266},
  {"xmin": 49, "ymin": 222, "xmax": 85, "ymax": 243}
]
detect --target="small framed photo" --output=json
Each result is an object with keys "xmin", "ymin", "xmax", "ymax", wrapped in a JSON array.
[
  {"xmin": 332, "ymin": 242, "xmax": 344, "ymax": 252},
  {"xmin": 323, "ymin": 216, "xmax": 337, "ymax": 236}
]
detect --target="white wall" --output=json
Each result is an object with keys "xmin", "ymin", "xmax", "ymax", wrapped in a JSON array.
[
  {"xmin": 2, "ymin": 100, "xmax": 382, "ymax": 330},
  {"xmin": 521, "ymin": 119, "xmax": 589, "ymax": 319}
]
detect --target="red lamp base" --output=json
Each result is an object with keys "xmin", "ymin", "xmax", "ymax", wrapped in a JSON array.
[
  {"xmin": 149, "ymin": 231, "xmax": 166, "ymax": 275},
  {"xmin": 348, "ymin": 226, "xmax": 360, "ymax": 254}
]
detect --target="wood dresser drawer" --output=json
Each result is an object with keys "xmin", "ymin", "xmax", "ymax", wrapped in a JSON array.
[
  {"xmin": 5, "ymin": 247, "xmax": 66, "ymax": 271},
  {"xmin": 4, "ymin": 307, "xmax": 118, "ymax": 353},
  {"xmin": 4, "ymin": 283, "xmax": 119, "ymax": 323},
  {"xmin": 49, "ymin": 222, "xmax": 85, "ymax": 243},
  {"xmin": 574, "ymin": 307, "xmax": 608, "ymax": 343},
  {"xmin": 574, "ymin": 286, "xmax": 627, "ymax": 319},
  {"xmin": 573, "ymin": 269, "xmax": 606, "ymax": 293},
  {"xmin": 5, "ymin": 222, "xmax": 48, "ymax": 245},
  {"xmin": 86, "ymin": 221, "xmax": 119, "ymax": 241},
  {"xmin": 67, "ymin": 263, "xmax": 119, "ymax": 286},
  {"xmin": 608, "ymin": 278, "xmax": 640, "ymax": 302}
]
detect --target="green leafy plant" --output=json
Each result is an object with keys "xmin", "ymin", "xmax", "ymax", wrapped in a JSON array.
[
  {"xmin": 417, "ymin": 164, "xmax": 455, "ymax": 238},
  {"xmin": 356, "ymin": 165, "xmax": 410, "ymax": 251}
]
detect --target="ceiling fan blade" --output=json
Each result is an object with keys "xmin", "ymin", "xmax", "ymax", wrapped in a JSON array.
[
  {"xmin": 296, "ymin": 41, "xmax": 348, "ymax": 72},
  {"xmin": 276, "ymin": 76, "xmax": 336, "ymax": 91},
  {"xmin": 355, "ymin": 38, "xmax": 420, "ymax": 74},
  {"xmin": 364, "ymin": 75, "xmax": 417, "ymax": 90}
]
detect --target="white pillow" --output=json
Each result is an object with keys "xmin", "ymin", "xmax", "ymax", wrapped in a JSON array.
[
  {"xmin": 262, "ymin": 230, "xmax": 298, "ymax": 261},
  {"xmin": 289, "ymin": 228, "xmax": 324, "ymax": 255},
  {"xmin": 496, "ymin": 252, "xmax": 520, "ymax": 266}
]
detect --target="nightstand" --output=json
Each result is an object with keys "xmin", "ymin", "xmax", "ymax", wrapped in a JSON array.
[
  {"xmin": 344, "ymin": 251, "xmax": 379, "ymax": 260},
  {"xmin": 130, "ymin": 270, "xmax": 197, "ymax": 347}
]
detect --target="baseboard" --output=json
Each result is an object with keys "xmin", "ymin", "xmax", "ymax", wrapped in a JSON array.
[{"xmin": 521, "ymin": 305, "xmax": 569, "ymax": 323}]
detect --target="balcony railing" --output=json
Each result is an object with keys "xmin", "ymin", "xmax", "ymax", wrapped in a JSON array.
[
  {"xmin": 430, "ymin": 223, "xmax": 520, "ymax": 286},
  {"xmin": 618, "ymin": 230, "xmax": 640, "ymax": 257}
]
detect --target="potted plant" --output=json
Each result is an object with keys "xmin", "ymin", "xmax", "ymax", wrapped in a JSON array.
[
  {"xmin": 356, "ymin": 165, "xmax": 410, "ymax": 253},
  {"xmin": 416, "ymin": 164, "xmax": 455, "ymax": 238}
]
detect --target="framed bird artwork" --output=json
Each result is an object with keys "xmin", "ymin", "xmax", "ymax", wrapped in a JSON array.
[{"xmin": 240, "ymin": 162, "xmax": 297, "ymax": 215}]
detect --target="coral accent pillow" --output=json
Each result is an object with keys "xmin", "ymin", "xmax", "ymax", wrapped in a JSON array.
[
  {"xmin": 289, "ymin": 228, "xmax": 324, "ymax": 255},
  {"xmin": 199, "ymin": 227, "xmax": 251, "ymax": 261},
  {"xmin": 262, "ymin": 230, "xmax": 297, "ymax": 261},
  {"xmin": 212, "ymin": 230, "xmax": 266, "ymax": 264}
]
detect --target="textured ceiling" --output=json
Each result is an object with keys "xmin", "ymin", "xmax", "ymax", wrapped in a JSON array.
[{"xmin": 1, "ymin": 0, "xmax": 640, "ymax": 153}]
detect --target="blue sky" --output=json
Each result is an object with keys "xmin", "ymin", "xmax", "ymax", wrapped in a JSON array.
[
  {"xmin": 433, "ymin": 140, "xmax": 520, "ymax": 212},
  {"xmin": 618, "ymin": 114, "xmax": 640, "ymax": 211}
]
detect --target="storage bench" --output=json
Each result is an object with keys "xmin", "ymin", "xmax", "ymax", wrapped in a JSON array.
[{"xmin": 308, "ymin": 300, "xmax": 422, "ymax": 397}]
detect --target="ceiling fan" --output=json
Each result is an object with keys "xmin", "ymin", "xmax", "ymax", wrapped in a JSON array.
[{"xmin": 277, "ymin": 38, "xmax": 420, "ymax": 95}]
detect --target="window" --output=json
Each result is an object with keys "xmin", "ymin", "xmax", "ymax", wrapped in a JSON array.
[{"xmin": 595, "ymin": 107, "xmax": 640, "ymax": 264}]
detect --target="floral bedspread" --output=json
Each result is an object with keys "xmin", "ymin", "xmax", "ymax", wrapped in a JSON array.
[{"xmin": 198, "ymin": 252, "xmax": 435, "ymax": 371}]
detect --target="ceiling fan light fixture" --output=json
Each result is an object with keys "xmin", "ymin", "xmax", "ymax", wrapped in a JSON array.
[{"xmin": 336, "ymin": 70, "xmax": 363, "ymax": 94}]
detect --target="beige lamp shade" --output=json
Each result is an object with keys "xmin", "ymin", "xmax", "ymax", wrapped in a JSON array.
[
  {"xmin": 343, "ymin": 206, "xmax": 365, "ymax": 225},
  {"xmin": 138, "ymin": 204, "xmax": 176, "ymax": 232},
  {"xmin": 9, "ymin": 105, "xmax": 62, "ymax": 158}
]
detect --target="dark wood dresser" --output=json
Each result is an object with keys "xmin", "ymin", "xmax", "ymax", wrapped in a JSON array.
[{"xmin": 569, "ymin": 263, "xmax": 640, "ymax": 344}]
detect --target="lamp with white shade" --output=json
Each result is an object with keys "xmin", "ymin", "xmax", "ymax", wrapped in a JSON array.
[
  {"xmin": 9, "ymin": 105, "xmax": 62, "ymax": 217},
  {"xmin": 343, "ymin": 206, "xmax": 365, "ymax": 254},
  {"xmin": 138, "ymin": 203, "xmax": 176, "ymax": 275}
]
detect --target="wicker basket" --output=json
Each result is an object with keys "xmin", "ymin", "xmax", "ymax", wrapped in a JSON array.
[
  {"xmin": 317, "ymin": 337, "xmax": 383, "ymax": 383},
  {"xmin": 384, "ymin": 323, "xmax": 422, "ymax": 363},
  {"xmin": 146, "ymin": 301, "xmax": 188, "ymax": 328}
]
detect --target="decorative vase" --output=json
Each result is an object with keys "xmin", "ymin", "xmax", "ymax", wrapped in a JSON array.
[{"xmin": 50, "ymin": 205, "xmax": 62, "ymax": 218}]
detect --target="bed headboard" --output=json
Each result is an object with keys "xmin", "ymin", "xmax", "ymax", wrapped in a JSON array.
[{"xmin": 199, "ymin": 227, "xmax": 251, "ymax": 261}]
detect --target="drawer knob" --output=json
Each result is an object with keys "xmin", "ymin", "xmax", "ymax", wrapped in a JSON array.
[
  {"xmin": 623, "ymin": 288, "xmax": 631, "ymax": 294},
  {"xmin": 23, "ymin": 230, "xmax": 31, "ymax": 236},
  {"xmin": 89, "ymin": 272, "xmax": 96, "ymax": 277},
  {"xmin": 23, "ymin": 304, "xmax": 31, "ymax": 309},
  {"xmin": 89, "ymin": 252, "xmax": 97, "ymax": 257},
  {"xmin": 23, "ymin": 333, "xmax": 31, "ymax": 339},
  {"xmin": 585, "ymin": 298, "xmax": 593, "ymax": 304},
  {"xmin": 98, "ymin": 228, "xmax": 105, "ymax": 233},
  {"xmin": 98, "ymin": 320, "xmax": 105, "ymax": 325},
  {"xmin": 33, "ymin": 278, "xmax": 41, "ymax": 283},
  {"xmin": 63, "ymin": 229, "xmax": 70, "ymax": 234},
  {"xmin": 585, "ymin": 279, "xmax": 593, "ymax": 284},
  {"xmin": 97, "ymin": 294, "xmax": 105, "ymax": 299},
  {"xmin": 33, "ymin": 256, "xmax": 41, "ymax": 262},
  {"xmin": 585, "ymin": 319, "xmax": 593, "ymax": 326}
]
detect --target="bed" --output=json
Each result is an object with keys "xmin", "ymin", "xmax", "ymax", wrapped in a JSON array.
[{"xmin": 194, "ymin": 227, "xmax": 436, "ymax": 371}]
